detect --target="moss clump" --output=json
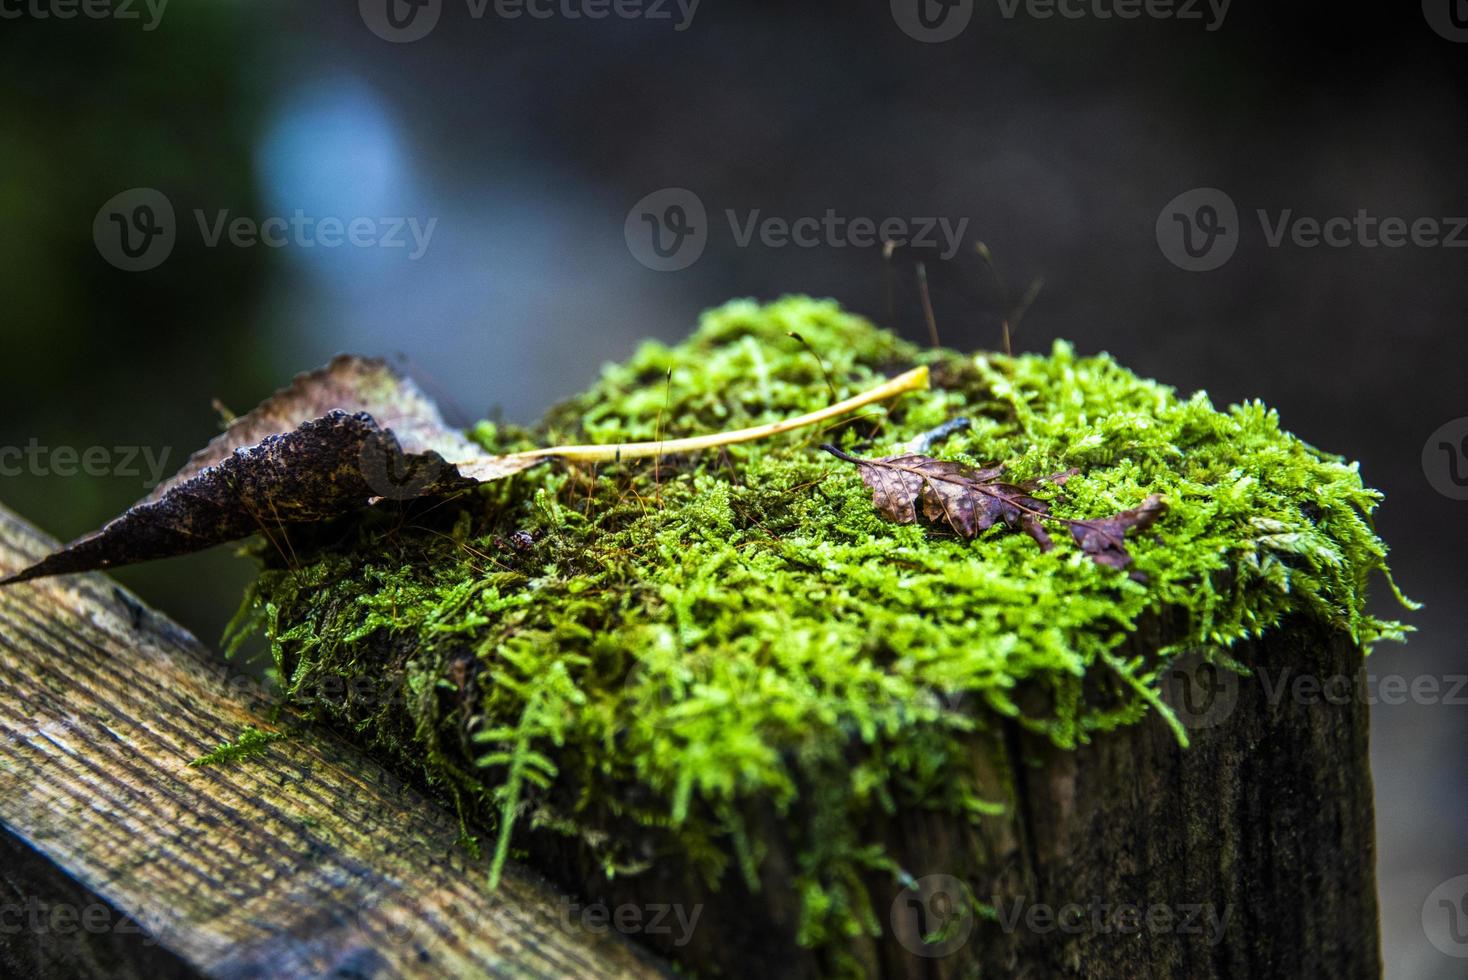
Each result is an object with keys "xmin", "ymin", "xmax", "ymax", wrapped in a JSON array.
[{"xmin": 230, "ymin": 297, "xmax": 1409, "ymax": 966}]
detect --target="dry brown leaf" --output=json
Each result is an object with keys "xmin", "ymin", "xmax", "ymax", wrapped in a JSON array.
[
  {"xmin": 1067, "ymin": 495, "xmax": 1168, "ymax": 570},
  {"xmin": 822, "ymin": 444, "xmax": 1163, "ymax": 572},
  {"xmin": 1, "ymin": 356, "xmax": 541, "ymax": 585}
]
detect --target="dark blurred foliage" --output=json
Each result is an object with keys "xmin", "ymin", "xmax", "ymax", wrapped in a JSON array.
[
  {"xmin": 0, "ymin": 2, "xmax": 1464, "ymax": 974},
  {"xmin": 0, "ymin": 4, "xmax": 275, "ymax": 643}
]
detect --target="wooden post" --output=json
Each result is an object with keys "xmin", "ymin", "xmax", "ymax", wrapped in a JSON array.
[
  {"xmin": 544, "ymin": 620, "xmax": 1382, "ymax": 977},
  {"xmin": 878, "ymin": 617, "xmax": 1382, "ymax": 978},
  {"xmin": 0, "ymin": 505, "xmax": 670, "ymax": 980}
]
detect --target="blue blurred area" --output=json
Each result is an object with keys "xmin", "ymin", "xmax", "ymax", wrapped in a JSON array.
[
  {"xmin": 0, "ymin": 2, "xmax": 1464, "ymax": 975},
  {"xmin": 256, "ymin": 75, "xmax": 413, "ymax": 272}
]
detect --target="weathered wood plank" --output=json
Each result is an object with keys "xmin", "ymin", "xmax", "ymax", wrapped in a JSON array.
[{"xmin": 0, "ymin": 504, "xmax": 670, "ymax": 980}]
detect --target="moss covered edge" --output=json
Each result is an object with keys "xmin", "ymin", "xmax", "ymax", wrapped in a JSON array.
[{"xmin": 228, "ymin": 296, "xmax": 1411, "ymax": 959}]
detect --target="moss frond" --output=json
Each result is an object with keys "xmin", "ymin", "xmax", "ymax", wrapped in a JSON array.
[{"xmin": 189, "ymin": 725, "xmax": 286, "ymax": 768}]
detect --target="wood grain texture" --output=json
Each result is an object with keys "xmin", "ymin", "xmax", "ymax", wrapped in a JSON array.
[{"xmin": 0, "ymin": 504, "xmax": 670, "ymax": 980}]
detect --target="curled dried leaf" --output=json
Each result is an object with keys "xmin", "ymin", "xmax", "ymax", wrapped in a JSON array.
[
  {"xmin": 2, "ymin": 357, "xmax": 505, "ymax": 584},
  {"xmin": 822, "ymin": 444, "xmax": 1163, "ymax": 572},
  {"xmin": 1068, "ymin": 495, "xmax": 1167, "ymax": 570}
]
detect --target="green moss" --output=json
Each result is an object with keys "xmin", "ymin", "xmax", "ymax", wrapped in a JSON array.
[
  {"xmin": 229, "ymin": 297, "xmax": 1410, "ymax": 962},
  {"xmin": 189, "ymin": 724, "xmax": 287, "ymax": 767}
]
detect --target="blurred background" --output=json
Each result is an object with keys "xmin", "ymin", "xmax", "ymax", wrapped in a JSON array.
[{"xmin": 0, "ymin": 2, "xmax": 1463, "ymax": 975}]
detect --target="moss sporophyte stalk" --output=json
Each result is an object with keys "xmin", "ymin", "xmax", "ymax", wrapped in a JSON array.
[{"xmin": 226, "ymin": 296, "xmax": 1410, "ymax": 957}]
